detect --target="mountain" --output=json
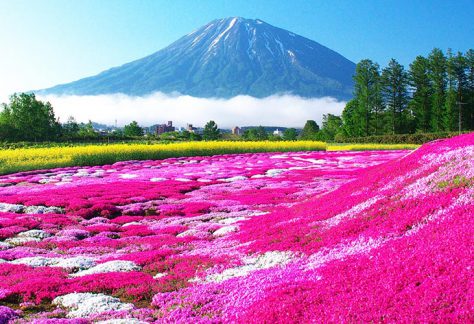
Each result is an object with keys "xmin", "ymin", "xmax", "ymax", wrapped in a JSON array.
[{"xmin": 38, "ymin": 17, "xmax": 356, "ymax": 100}]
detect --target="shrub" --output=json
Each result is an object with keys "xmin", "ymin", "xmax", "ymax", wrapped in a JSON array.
[{"xmin": 334, "ymin": 131, "xmax": 471, "ymax": 144}]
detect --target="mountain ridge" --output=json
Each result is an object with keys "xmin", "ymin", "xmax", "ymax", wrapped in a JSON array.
[{"xmin": 38, "ymin": 17, "xmax": 356, "ymax": 100}]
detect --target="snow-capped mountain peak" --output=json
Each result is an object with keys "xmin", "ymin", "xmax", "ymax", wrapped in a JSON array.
[{"xmin": 39, "ymin": 17, "xmax": 355, "ymax": 100}]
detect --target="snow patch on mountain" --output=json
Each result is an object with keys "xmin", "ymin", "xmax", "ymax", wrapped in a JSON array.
[{"xmin": 209, "ymin": 17, "xmax": 238, "ymax": 50}]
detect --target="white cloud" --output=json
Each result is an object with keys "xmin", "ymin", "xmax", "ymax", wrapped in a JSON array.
[
  {"xmin": 36, "ymin": 92, "xmax": 346, "ymax": 128},
  {"xmin": 0, "ymin": 90, "xmax": 12, "ymax": 103}
]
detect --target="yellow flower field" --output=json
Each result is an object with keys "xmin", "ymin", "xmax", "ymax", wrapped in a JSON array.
[{"xmin": 0, "ymin": 141, "xmax": 326, "ymax": 175}]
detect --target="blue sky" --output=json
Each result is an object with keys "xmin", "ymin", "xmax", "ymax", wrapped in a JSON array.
[{"xmin": 0, "ymin": 0, "xmax": 473, "ymax": 98}]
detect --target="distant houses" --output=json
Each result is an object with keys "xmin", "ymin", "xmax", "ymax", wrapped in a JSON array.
[
  {"xmin": 232, "ymin": 126, "xmax": 241, "ymax": 135},
  {"xmin": 83, "ymin": 120, "xmax": 296, "ymax": 139},
  {"xmin": 156, "ymin": 121, "xmax": 175, "ymax": 135},
  {"xmin": 186, "ymin": 123, "xmax": 196, "ymax": 133}
]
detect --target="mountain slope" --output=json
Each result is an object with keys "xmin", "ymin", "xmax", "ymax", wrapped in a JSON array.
[{"xmin": 39, "ymin": 17, "xmax": 356, "ymax": 100}]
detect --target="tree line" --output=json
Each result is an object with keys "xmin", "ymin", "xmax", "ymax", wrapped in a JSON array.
[{"xmin": 341, "ymin": 48, "xmax": 474, "ymax": 138}]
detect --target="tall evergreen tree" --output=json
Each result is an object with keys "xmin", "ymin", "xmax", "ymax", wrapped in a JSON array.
[
  {"xmin": 300, "ymin": 120, "xmax": 320, "ymax": 140},
  {"xmin": 466, "ymin": 49, "xmax": 474, "ymax": 130},
  {"xmin": 409, "ymin": 56, "xmax": 432, "ymax": 132},
  {"xmin": 321, "ymin": 114, "xmax": 343, "ymax": 140},
  {"xmin": 428, "ymin": 48, "xmax": 447, "ymax": 131},
  {"xmin": 353, "ymin": 59, "xmax": 381, "ymax": 136},
  {"xmin": 444, "ymin": 49, "xmax": 467, "ymax": 131},
  {"xmin": 0, "ymin": 103, "xmax": 14, "ymax": 140},
  {"xmin": 381, "ymin": 59, "xmax": 409, "ymax": 134},
  {"xmin": 444, "ymin": 49, "xmax": 458, "ymax": 131},
  {"xmin": 372, "ymin": 71, "xmax": 385, "ymax": 135},
  {"xmin": 203, "ymin": 120, "xmax": 220, "ymax": 140},
  {"xmin": 452, "ymin": 52, "xmax": 468, "ymax": 131}
]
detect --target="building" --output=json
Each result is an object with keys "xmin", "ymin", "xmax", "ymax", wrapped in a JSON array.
[
  {"xmin": 273, "ymin": 129, "xmax": 283, "ymax": 137},
  {"xmin": 186, "ymin": 123, "xmax": 196, "ymax": 133},
  {"xmin": 232, "ymin": 126, "xmax": 241, "ymax": 135},
  {"xmin": 156, "ymin": 121, "xmax": 175, "ymax": 135}
]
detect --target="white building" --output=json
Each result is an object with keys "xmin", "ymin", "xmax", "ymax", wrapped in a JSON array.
[{"xmin": 273, "ymin": 129, "xmax": 283, "ymax": 137}]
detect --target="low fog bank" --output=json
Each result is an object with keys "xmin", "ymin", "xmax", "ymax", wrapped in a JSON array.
[{"xmin": 36, "ymin": 92, "xmax": 346, "ymax": 128}]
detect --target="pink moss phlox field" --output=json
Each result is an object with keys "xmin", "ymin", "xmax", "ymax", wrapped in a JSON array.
[{"xmin": 0, "ymin": 136, "xmax": 473, "ymax": 322}]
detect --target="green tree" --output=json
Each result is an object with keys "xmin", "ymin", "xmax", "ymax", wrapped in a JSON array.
[
  {"xmin": 242, "ymin": 129, "xmax": 256, "ymax": 140},
  {"xmin": 190, "ymin": 132, "xmax": 202, "ymax": 141},
  {"xmin": 282, "ymin": 128, "xmax": 298, "ymax": 140},
  {"xmin": 203, "ymin": 120, "xmax": 220, "ymax": 140},
  {"xmin": 409, "ymin": 56, "xmax": 432, "ymax": 132},
  {"xmin": 381, "ymin": 59, "xmax": 409, "ymax": 134},
  {"xmin": 452, "ymin": 52, "xmax": 468, "ymax": 131},
  {"xmin": 321, "ymin": 114, "xmax": 343, "ymax": 140},
  {"xmin": 243, "ymin": 126, "xmax": 268, "ymax": 141},
  {"xmin": 0, "ymin": 104, "xmax": 14, "ymax": 140},
  {"xmin": 123, "ymin": 121, "xmax": 144, "ymax": 137},
  {"xmin": 353, "ymin": 59, "xmax": 382, "ymax": 136},
  {"xmin": 372, "ymin": 69, "xmax": 385, "ymax": 135},
  {"xmin": 255, "ymin": 126, "xmax": 268, "ymax": 140},
  {"xmin": 112, "ymin": 128, "xmax": 124, "ymax": 138},
  {"xmin": 341, "ymin": 99, "xmax": 359, "ymax": 137},
  {"xmin": 179, "ymin": 130, "xmax": 192, "ymax": 140},
  {"xmin": 300, "ymin": 120, "xmax": 320, "ymax": 140},
  {"xmin": 445, "ymin": 49, "xmax": 458, "ymax": 131},
  {"xmin": 159, "ymin": 131, "xmax": 178, "ymax": 140},
  {"xmin": 428, "ymin": 48, "xmax": 447, "ymax": 131},
  {"xmin": 268, "ymin": 133, "xmax": 283, "ymax": 141},
  {"xmin": 78, "ymin": 120, "xmax": 98, "ymax": 138},
  {"xmin": 466, "ymin": 49, "xmax": 474, "ymax": 130},
  {"xmin": 0, "ymin": 93, "xmax": 60, "ymax": 141},
  {"xmin": 62, "ymin": 116, "xmax": 80, "ymax": 137}
]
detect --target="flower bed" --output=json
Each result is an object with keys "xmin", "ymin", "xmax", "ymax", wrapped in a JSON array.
[{"xmin": 0, "ymin": 134, "xmax": 472, "ymax": 322}]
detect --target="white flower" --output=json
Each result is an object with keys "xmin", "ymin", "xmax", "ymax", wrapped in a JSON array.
[
  {"xmin": 70, "ymin": 260, "xmax": 141, "ymax": 277},
  {"xmin": 53, "ymin": 293, "xmax": 134, "ymax": 318},
  {"xmin": 213, "ymin": 225, "xmax": 238, "ymax": 236}
]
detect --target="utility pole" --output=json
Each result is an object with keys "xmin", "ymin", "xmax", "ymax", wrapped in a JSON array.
[{"xmin": 456, "ymin": 100, "xmax": 467, "ymax": 134}]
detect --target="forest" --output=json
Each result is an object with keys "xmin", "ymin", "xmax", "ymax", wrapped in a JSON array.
[{"xmin": 340, "ymin": 48, "xmax": 474, "ymax": 138}]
